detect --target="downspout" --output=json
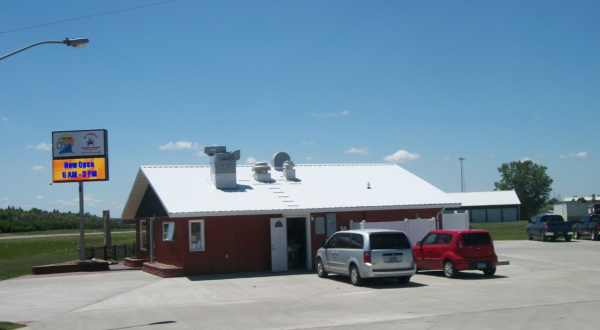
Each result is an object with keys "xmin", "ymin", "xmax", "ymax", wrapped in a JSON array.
[
  {"xmin": 149, "ymin": 216, "xmax": 155, "ymax": 262},
  {"xmin": 436, "ymin": 208, "xmax": 446, "ymax": 230}
]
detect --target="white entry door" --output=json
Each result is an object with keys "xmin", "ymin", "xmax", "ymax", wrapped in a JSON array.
[{"xmin": 270, "ymin": 218, "xmax": 287, "ymax": 272}]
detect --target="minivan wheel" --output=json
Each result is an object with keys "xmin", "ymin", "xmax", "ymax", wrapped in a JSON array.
[
  {"xmin": 316, "ymin": 259, "xmax": 328, "ymax": 278},
  {"xmin": 443, "ymin": 260, "xmax": 457, "ymax": 278},
  {"xmin": 350, "ymin": 265, "xmax": 363, "ymax": 286},
  {"xmin": 483, "ymin": 268, "xmax": 496, "ymax": 277},
  {"xmin": 398, "ymin": 276, "xmax": 411, "ymax": 284}
]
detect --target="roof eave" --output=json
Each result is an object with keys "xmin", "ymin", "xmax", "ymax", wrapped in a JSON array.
[{"xmin": 165, "ymin": 203, "xmax": 462, "ymax": 219}]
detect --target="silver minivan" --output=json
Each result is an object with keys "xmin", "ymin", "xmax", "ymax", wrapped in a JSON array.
[{"xmin": 315, "ymin": 229, "xmax": 416, "ymax": 286}]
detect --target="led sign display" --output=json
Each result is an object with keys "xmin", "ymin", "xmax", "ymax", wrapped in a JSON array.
[{"xmin": 51, "ymin": 129, "xmax": 109, "ymax": 183}]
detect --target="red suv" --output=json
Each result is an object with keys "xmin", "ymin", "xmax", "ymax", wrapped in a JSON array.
[{"xmin": 412, "ymin": 229, "xmax": 498, "ymax": 278}]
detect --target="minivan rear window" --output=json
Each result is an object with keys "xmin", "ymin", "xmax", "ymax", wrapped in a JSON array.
[
  {"xmin": 369, "ymin": 233, "xmax": 410, "ymax": 250},
  {"xmin": 462, "ymin": 233, "xmax": 491, "ymax": 245}
]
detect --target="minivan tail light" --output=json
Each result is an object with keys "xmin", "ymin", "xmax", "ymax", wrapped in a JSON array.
[{"xmin": 364, "ymin": 251, "xmax": 371, "ymax": 264}]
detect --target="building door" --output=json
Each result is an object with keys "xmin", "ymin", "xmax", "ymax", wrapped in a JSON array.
[
  {"xmin": 326, "ymin": 213, "xmax": 337, "ymax": 238},
  {"xmin": 270, "ymin": 218, "xmax": 287, "ymax": 272}
]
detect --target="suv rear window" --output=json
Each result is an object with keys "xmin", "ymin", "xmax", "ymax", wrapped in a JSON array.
[
  {"xmin": 462, "ymin": 233, "xmax": 491, "ymax": 245},
  {"xmin": 369, "ymin": 233, "xmax": 410, "ymax": 250}
]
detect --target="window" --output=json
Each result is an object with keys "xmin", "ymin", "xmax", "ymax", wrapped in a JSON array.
[
  {"xmin": 140, "ymin": 219, "xmax": 147, "ymax": 251},
  {"xmin": 163, "ymin": 222, "xmax": 175, "ymax": 241},
  {"xmin": 349, "ymin": 234, "xmax": 364, "ymax": 249},
  {"xmin": 189, "ymin": 220, "xmax": 205, "ymax": 251},
  {"xmin": 370, "ymin": 233, "xmax": 411, "ymax": 249}
]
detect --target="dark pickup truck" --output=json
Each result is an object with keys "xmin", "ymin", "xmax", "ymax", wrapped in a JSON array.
[
  {"xmin": 527, "ymin": 214, "xmax": 573, "ymax": 242},
  {"xmin": 573, "ymin": 215, "xmax": 600, "ymax": 240}
]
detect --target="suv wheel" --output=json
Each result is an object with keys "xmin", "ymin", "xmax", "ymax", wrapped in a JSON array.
[
  {"xmin": 316, "ymin": 259, "xmax": 328, "ymax": 278},
  {"xmin": 527, "ymin": 230, "xmax": 533, "ymax": 241},
  {"xmin": 574, "ymin": 230, "xmax": 580, "ymax": 239},
  {"xmin": 443, "ymin": 260, "xmax": 457, "ymax": 278},
  {"xmin": 350, "ymin": 265, "xmax": 363, "ymax": 286},
  {"xmin": 565, "ymin": 236, "xmax": 571, "ymax": 242},
  {"xmin": 592, "ymin": 231, "xmax": 598, "ymax": 241},
  {"xmin": 483, "ymin": 268, "xmax": 496, "ymax": 277},
  {"xmin": 541, "ymin": 231, "xmax": 547, "ymax": 242}
]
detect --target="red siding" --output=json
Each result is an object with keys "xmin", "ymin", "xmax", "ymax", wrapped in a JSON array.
[{"xmin": 135, "ymin": 208, "xmax": 442, "ymax": 276}]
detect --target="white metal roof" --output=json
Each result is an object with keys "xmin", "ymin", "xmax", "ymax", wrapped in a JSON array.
[
  {"xmin": 446, "ymin": 191, "xmax": 521, "ymax": 208},
  {"xmin": 122, "ymin": 163, "xmax": 461, "ymax": 219}
]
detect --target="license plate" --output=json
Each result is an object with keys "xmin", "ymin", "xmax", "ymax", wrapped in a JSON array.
[
  {"xmin": 477, "ymin": 262, "xmax": 486, "ymax": 268},
  {"xmin": 385, "ymin": 256, "xmax": 400, "ymax": 263}
]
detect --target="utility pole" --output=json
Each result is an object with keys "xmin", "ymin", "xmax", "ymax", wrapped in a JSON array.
[{"xmin": 459, "ymin": 158, "xmax": 466, "ymax": 192}]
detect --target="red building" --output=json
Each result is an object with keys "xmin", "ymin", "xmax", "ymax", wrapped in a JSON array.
[{"xmin": 122, "ymin": 147, "xmax": 459, "ymax": 276}]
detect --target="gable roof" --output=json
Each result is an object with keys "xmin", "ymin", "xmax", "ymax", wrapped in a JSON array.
[
  {"xmin": 446, "ymin": 191, "xmax": 521, "ymax": 207},
  {"xmin": 122, "ymin": 163, "xmax": 460, "ymax": 219}
]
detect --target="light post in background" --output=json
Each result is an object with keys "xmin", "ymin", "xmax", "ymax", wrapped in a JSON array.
[
  {"xmin": 459, "ymin": 157, "xmax": 466, "ymax": 192},
  {"xmin": 0, "ymin": 38, "xmax": 89, "ymax": 61}
]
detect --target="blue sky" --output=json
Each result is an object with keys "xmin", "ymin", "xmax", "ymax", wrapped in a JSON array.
[{"xmin": 1, "ymin": 0, "xmax": 598, "ymax": 217}]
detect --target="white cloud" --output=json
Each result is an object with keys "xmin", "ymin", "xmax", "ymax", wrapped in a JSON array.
[
  {"xmin": 32, "ymin": 166, "xmax": 44, "ymax": 170},
  {"xmin": 310, "ymin": 110, "xmax": 350, "ymax": 117},
  {"xmin": 51, "ymin": 194, "xmax": 103, "ymax": 207},
  {"xmin": 344, "ymin": 147, "xmax": 369, "ymax": 156},
  {"xmin": 301, "ymin": 142, "xmax": 316, "ymax": 146},
  {"xmin": 36, "ymin": 195, "xmax": 44, "ymax": 199},
  {"xmin": 158, "ymin": 141, "xmax": 199, "ymax": 151},
  {"xmin": 384, "ymin": 150, "xmax": 421, "ymax": 163},
  {"xmin": 245, "ymin": 157, "xmax": 257, "ymax": 164},
  {"xmin": 26, "ymin": 142, "xmax": 51, "ymax": 151},
  {"xmin": 519, "ymin": 157, "xmax": 533, "ymax": 162},
  {"xmin": 489, "ymin": 154, "xmax": 495, "ymax": 158},
  {"xmin": 306, "ymin": 156, "xmax": 313, "ymax": 161},
  {"xmin": 0, "ymin": 114, "xmax": 8, "ymax": 121},
  {"xmin": 559, "ymin": 152, "xmax": 588, "ymax": 160},
  {"xmin": 442, "ymin": 157, "xmax": 450, "ymax": 161}
]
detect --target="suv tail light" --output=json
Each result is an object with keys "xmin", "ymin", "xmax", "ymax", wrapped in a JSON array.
[
  {"xmin": 596, "ymin": 223, "xmax": 600, "ymax": 231},
  {"xmin": 545, "ymin": 223, "xmax": 549, "ymax": 230},
  {"xmin": 364, "ymin": 251, "xmax": 371, "ymax": 264}
]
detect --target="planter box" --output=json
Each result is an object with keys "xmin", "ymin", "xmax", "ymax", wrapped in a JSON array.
[
  {"xmin": 142, "ymin": 262, "xmax": 185, "ymax": 278},
  {"xmin": 32, "ymin": 260, "xmax": 109, "ymax": 275}
]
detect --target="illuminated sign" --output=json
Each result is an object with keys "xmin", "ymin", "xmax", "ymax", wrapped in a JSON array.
[
  {"xmin": 52, "ymin": 157, "xmax": 108, "ymax": 182},
  {"xmin": 51, "ymin": 129, "xmax": 109, "ymax": 183},
  {"xmin": 52, "ymin": 129, "xmax": 107, "ymax": 158}
]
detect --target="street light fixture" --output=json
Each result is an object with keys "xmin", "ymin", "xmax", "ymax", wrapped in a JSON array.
[{"xmin": 0, "ymin": 38, "xmax": 90, "ymax": 61}]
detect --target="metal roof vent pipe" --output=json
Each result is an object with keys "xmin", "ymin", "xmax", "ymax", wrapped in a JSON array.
[
  {"xmin": 252, "ymin": 162, "xmax": 272, "ymax": 182},
  {"xmin": 205, "ymin": 146, "xmax": 240, "ymax": 189},
  {"xmin": 283, "ymin": 160, "xmax": 296, "ymax": 181}
]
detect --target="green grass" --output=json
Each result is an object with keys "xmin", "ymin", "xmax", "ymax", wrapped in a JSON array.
[
  {"xmin": 0, "ymin": 231, "xmax": 136, "ymax": 281},
  {"xmin": 0, "ymin": 322, "xmax": 26, "ymax": 330},
  {"xmin": 470, "ymin": 221, "xmax": 529, "ymax": 240},
  {"xmin": 0, "ymin": 228, "xmax": 133, "ymax": 238}
]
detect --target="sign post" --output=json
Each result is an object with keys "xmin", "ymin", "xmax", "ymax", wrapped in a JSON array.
[{"xmin": 52, "ymin": 129, "xmax": 109, "ymax": 260}]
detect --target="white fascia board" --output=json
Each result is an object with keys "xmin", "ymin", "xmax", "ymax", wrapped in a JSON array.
[{"xmin": 167, "ymin": 203, "xmax": 461, "ymax": 219}]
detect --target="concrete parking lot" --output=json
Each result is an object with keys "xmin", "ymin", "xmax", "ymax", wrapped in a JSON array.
[{"xmin": 1, "ymin": 240, "xmax": 600, "ymax": 330}]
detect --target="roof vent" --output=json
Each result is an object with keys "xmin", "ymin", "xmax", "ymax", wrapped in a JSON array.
[
  {"xmin": 252, "ymin": 162, "xmax": 272, "ymax": 182},
  {"xmin": 283, "ymin": 160, "xmax": 296, "ymax": 181},
  {"xmin": 204, "ymin": 146, "xmax": 240, "ymax": 189},
  {"xmin": 272, "ymin": 152, "xmax": 291, "ymax": 171}
]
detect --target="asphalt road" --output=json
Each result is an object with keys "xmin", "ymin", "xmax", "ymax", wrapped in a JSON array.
[{"xmin": 1, "ymin": 240, "xmax": 599, "ymax": 329}]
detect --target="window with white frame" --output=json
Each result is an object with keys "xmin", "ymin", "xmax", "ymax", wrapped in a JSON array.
[
  {"xmin": 163, "ymin": 222, "xmax": 175, "ymax": 241},
  {"xmin": 140, "ymin": 219, "xmax": 148, "ymax": 251},
  {"xmin": 189, "ymin": 220, "xmax": 204, "ymax": 251}
]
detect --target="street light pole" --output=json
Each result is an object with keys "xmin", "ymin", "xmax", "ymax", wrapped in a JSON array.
[
  {"xmin": 0, "ymin": 38, "xmax": 89, "ymax": 61},
  {"xmin": 459, "ymin": 158, "xmax": 466, "ymax": 192}
]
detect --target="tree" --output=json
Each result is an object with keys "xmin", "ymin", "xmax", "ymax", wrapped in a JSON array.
[{"xmin": 494, "ymin": 160, "xmax": 553, "ymax": 220}]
